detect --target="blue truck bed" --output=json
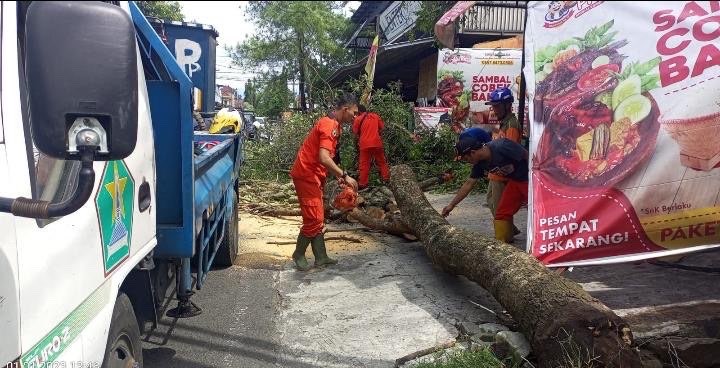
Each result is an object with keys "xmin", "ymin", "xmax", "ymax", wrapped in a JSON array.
[{"xmin": 130, "ymin": 2, "xmax": 243, "ymax": 310}]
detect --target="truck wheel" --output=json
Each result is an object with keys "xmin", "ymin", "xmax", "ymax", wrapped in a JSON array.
[
  {"xmin": 215, "ymin": 191, "xmax": 239, "ymax": 266},
  {"xmin": 102, "ymin": 293, "xmax": 143, "ymax": 368}
]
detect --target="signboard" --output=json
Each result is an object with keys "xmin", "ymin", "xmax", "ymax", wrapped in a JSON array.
[
  {"xmin": 437, "ymin": 48, "xmax": 524, "ymax": 131},
  {"xmin": 379, "ymin": 1, "xmax": 422, "ymax": 43},
  {"xmin": 525, "ymin": 1, "xmax": 720, "ymax": 266},
  {"xmin": 414, "ymin": 107, "xmax": 452, "ymax": 129},
  {"xmin": 151, "ymin": 21, "xmax": 218, "ymax": 113}
]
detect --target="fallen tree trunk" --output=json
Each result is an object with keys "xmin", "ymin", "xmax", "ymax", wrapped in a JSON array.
[
  {"xmin": 388, "ymin": 164, "xmax": 640, "ymax": 367},
  {"xmin": 341, "ymin": 175, "xmax": 450, "ymax": 239},
  {"xmin": 346, "ymin": 208, "xmax": 415, "ymax": 239}
]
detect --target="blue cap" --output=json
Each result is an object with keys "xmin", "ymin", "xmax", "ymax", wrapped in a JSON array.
[
  {"xmin": 486, "ymin": 87, "xmax": 514, "ymax": 105},
  {"xmin": 459, "ymin": 127, "xmax": 491, "ymax": 145}
]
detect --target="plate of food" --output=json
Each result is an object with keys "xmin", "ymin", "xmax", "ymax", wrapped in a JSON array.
[{"xmin": 533, "ymin": 20, "xmax": 662, "ymax": 188}]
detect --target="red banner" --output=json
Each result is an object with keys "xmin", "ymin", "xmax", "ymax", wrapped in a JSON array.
[
  {"xmin": 525, "ymin": 1, "xmax": 720, "ymax": 266},
  {"xmin": 434, "ymin": 1, "xmax": 477, "ymax": 50}
]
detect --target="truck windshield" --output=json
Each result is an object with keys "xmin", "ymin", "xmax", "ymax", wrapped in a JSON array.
[{"xmin": 16, "ymin": 2, "xmax": 81, "ymax": 225}]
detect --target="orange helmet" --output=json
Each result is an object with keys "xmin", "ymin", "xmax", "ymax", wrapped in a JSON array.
[{"xmin": 333, "ymin": 185, "xmax": 358, "ymax": 212}]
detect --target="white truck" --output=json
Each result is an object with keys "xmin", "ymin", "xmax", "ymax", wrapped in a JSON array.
[{"xmin": 1, "ymin": 2, "xmax": 243, "ymax": 367}]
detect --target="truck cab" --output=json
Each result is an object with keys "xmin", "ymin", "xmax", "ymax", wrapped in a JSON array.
[{"xmin": 1, "ymin": 2, "xmax": 242, "ymax": 367}]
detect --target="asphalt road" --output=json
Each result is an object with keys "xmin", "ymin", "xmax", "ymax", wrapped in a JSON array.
[
  {"xmin": 138, "ymin": 193, "xmax": 720, "ymax": 367},
  {"xmin": 142, "ymin": 266, "xmax": 280, "ymax": 368},
  {"xmin": 138, "ymin": 204, "xmax": 504, "ymax": 368}
]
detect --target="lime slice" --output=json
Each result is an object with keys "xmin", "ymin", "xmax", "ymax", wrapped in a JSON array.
[
  {"xmin": 594, "ymin": 92, "xmax": 612, "ymax": 108},
  {"xmin": 591, "ymin": 55, "xmax": 610, "ymax": 69},
  {"xmin": 612, "ymin": 74, "xmax": 641, "ymax": 109},
  {"xmin": 614, "ymin": 94, "xmax": 651, "ymax": 124},
  {"xmin": 543, "ymin": 63, "xmax": 554, "ymax": 74},
  {"xmin": 536, "ymin": 71, "xmax": 547, "ymax": 82}
]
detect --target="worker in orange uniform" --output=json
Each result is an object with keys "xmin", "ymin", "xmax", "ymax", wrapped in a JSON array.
[
  {"xmin": 352, "ymin": 105, "xmax": 390, "ymax": 190},
  {"xmin": 486, "ymin": 87, "xmax": 522, "ymax": 239},
  {"xmin": 290, "ymin": 93, "xmax": 359, "ymax": 271}
]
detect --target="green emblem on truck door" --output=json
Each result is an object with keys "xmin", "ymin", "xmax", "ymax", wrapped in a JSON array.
[{"xmin": 95, "ymin": 160, "xmax": 134, "ymax": 275}]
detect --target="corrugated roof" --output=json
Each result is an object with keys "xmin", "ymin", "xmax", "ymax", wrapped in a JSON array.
[
  {"xmin": 329, "ymin": 38, "xmax": 435, "ymax": 86},
  {"xmin": 350, "ymin": 1, "xmax": 392, "ymax": 24}
]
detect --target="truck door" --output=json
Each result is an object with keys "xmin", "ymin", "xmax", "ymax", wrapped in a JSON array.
[
  {"xmin": 3, "ymin": 1, "xmax": 158, "ymax": 365},
  {"xmin": 0, "ymin": 3, "xmax": 21, "ymax": 361}
]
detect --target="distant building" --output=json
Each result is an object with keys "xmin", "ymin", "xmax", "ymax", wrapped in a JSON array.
[
  {"xmin": 218, "ymin": 84, "xmax": 239, "ymax": 108},
  {"xmin": 330, "ymin": 1, "xmax": 526, "ymax": 105}
]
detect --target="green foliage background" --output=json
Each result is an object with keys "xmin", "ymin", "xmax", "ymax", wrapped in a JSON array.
[{"xmin": 241, "ymin": 78, "xmax": 486, "ymax": 194}]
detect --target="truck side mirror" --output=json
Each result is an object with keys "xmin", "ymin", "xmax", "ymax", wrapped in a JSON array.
[
  {"xmin": 0, "ymin": 2, "xmax": 140, "ymax": 219},
  {"xmin": 25, "ymin": 1, "xmax": 138, "ymax": 161}
]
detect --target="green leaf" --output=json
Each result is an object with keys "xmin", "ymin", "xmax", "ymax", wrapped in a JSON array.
[
  {"xmin": 584, "ymin": 19, "xmax": 614, "ymax": 41},
  {"xmin": 640, "ymin": 74, "xmax": 660, "ymax": 92},
  {"xmin": 535, "ymin": 39, "xmax": 579, "ymax": 68},
  {"xmin": 596, "ymin": 20, "xmax": 615, "ymax": 36},
  {"xmin": 136, "ymin": 1, "xmax": 184, "ymax": 21},
  {"xmin": 437, "ymin": 69, "xmax": 465, "ymax": 83},
  {"xmin": 620, "ymin": 61, "xmax": 637, "ymax": 80},
  {"xmin": 634, "ymin": 57, "xmax": 662, "ymax": 76},
  {"xmin": 578, "ymin": 20, "xmax": 616, "ymax": 49},
  {"xmin": 596, "ymin": 31, "xmax": 618, "ymax": 47}
]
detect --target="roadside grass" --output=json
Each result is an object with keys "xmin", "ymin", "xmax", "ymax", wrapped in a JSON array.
[
  {"xmin": 555, "ymin": 328, "xmax": 601, "ymax": 368},
  {"xmin": 410, "ymin": 347, "xmax": 523, "ymax": 368}
]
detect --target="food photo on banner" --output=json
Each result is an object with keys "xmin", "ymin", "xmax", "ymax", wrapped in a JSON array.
[
  {"xmin": 524, "ymin": 1, "xmax": 720, "ymax": 267},
  {"xmin": 436, "ymin": 48, "xmax": 524, "ymax": 132}
]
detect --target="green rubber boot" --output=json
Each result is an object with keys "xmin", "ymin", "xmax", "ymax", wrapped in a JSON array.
[
  {"xmin": 311, "ymin": 234, "xmax": 337, "ymax": 267},
  {"xmin": 292, "ymin": 234, "xmax": 312, "ymax": 271}
]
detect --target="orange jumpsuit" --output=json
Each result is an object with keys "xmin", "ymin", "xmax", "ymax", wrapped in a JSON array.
[
  {"xmin": 352, "ymin": 112, "xmax": 389, "ymax": 187},
  {"xmin": 290, "ymin": 116, "xmax": 340, "ymax": 237}
]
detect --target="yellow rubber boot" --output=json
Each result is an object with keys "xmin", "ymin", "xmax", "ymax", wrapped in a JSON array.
[{"xmin": 494, "ymin": 220, "xmax": 513, "ymax": 243}]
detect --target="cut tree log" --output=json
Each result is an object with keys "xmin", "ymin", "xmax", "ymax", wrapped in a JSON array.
[
  {"xmin": 239, "ymin": 175, "xmax": 446, "ymax": 240},
  {"xmin": 346, "ymin": 208, "xmax": 415, "ymax": 240},
  {"xmin": 388, "ymin": 164, "xmax": 641, "ymax": 367}
]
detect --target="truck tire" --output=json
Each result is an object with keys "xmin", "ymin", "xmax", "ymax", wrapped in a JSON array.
[
  {"xmin": 102, "ymin": 293, "xmax": 143, "ymax": 368},
  {"xmin": 215, "ymin": 191, "xmax": 239, "ymax": 266}
]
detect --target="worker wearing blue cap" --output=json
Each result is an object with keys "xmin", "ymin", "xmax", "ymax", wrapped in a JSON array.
[
  {"xmin": 458, "ymin": 127, "xmax": 491, "ymax": 146},
  {"xmin": 442, "ymin": 133, "xmax": 529, "ymax": 244}
]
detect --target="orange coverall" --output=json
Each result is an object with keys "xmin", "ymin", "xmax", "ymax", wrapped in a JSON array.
[
  {"xmin": 290, "ymin": 116, "xmax": 340, "ymax": 237},
  {"xmin": 352, "ymin": 112, "xmax": 390, "ymax": 187}
]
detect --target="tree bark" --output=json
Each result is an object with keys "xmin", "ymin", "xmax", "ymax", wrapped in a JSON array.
[
  {"xmin": 388, "ymin": 164, "xmax": 641, "ymax": 367},
  {"xmin": 346, "ymin": 208, "xmax": 414, "ymax": 238}
]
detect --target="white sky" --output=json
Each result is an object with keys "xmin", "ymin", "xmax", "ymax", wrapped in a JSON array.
[
  {"xmin": 180, "ymin": 1, "xmax": 255, "ymax": 93},
  {"xmin": 180, "ymin": 1, "xmax": 360, "ymax": 96}
]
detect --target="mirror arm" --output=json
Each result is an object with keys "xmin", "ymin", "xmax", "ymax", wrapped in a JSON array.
[{"xmin": 0, "ymin": 147, "xmax": 96, "ymax": 219}]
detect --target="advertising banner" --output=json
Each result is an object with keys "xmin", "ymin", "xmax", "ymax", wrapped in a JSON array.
[
  {"xmin": 437, "ymin": 48, "xmax": 524, "ymax": 131},
  {"xmin": 524, "ymin": 1, "xmax": 720, "ymax": 266},
  {"xmin": 414, "ymin": 107, "xmax": 452, "ymax": 129}
]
